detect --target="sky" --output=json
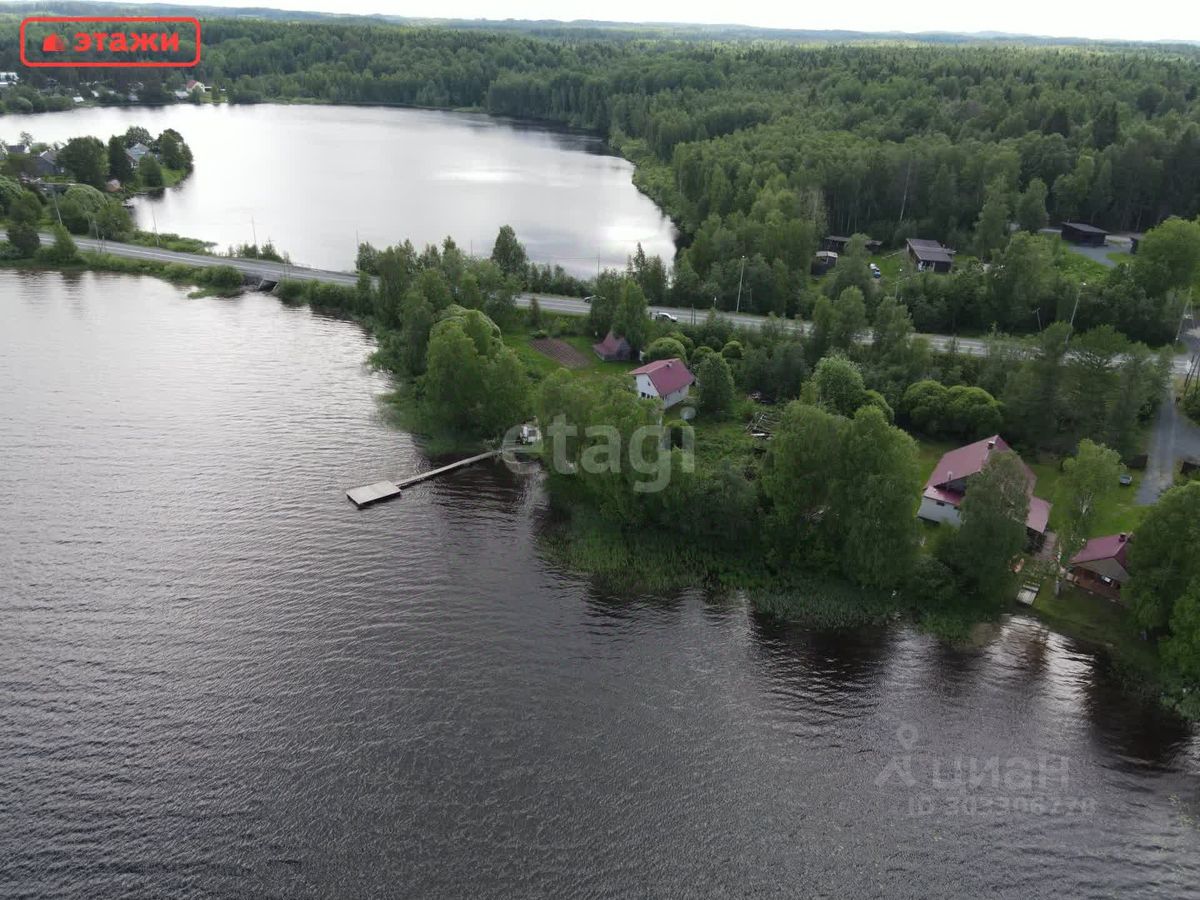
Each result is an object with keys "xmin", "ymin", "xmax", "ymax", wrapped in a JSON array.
[{"xmin": 170, "ymin": 0, "xmax": 1200, "ymax": 43}]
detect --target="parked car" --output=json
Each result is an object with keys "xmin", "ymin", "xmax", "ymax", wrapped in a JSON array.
[
  {"xmin": 1119, "ymin": 473, "xmax": 1133, "ymax": 486},
  {"xmin": 654, "ymin": 311, "xmax": 678, "ymax": 323},
  {"xmin": 869, "ymin": 263, "xmax": 882, "ymax": 279}
]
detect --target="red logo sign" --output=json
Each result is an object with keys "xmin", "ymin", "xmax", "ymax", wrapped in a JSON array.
[{"xmin": 19, "ymin": 16, "xmax": 202, "ymax": 68}]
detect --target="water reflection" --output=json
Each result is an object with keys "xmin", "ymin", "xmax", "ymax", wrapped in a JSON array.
[
  {"xmin": 4, "ymin": 270, "xmax": 1199, "ymax": 898},
  {"xmin": 0, "ymin": 104, "xmax": 678, "ymax": 275}
]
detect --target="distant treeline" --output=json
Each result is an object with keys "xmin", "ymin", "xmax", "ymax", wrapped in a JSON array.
[{"xmin": 4, "ymin": 22, "xmax": 1200, "ymax": 324}]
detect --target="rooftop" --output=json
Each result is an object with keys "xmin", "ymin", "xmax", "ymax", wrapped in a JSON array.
[
  {"xmin": 907, "ymin": 238, "xmax": 954, "ymax": 264},
  {"xmin": 1071, "ymin": 533, "xmax": 1132, "ymax": 567},
  {"xmin": 923, "ymin": 435, "xmax": 1050, "ymax": 533},
  {"xmin": 1062, "ymin": 221, "xmax": 1108, "ymax": 235},
  {"xmin": 630, "ymin": 357, "xmax": 695, "ymax": 397}
]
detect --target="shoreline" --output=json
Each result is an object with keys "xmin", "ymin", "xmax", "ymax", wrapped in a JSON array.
[{"xmin": 0, "ymin": 237, "xmax": 1174, "ymax": 717}]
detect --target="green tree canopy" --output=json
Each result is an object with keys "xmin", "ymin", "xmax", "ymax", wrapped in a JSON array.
[{"xmin": 490, "ymin": 224, "xmax": 528, "ymax": 279}]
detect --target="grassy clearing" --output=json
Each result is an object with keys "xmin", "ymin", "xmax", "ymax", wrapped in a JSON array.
[
  {"xmin": 1032, "ymin": 585, "xmax": 1159, "ymax": 680},
  {"xmin": 504, "ymin": 323, "xmax": 636, "ymax": 385},
  {"xmin": 1055, "ymin": 248, "xmax": 1110, "ymax": 281},
  {"xmin": 1026, "ymin": 455, "xmax": 1146, "ymax": 536},
  {"xmin": 915, "ymin": 437, "xmax": 958, "ymax": 483}
]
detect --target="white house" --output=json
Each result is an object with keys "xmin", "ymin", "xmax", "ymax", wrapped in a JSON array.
[
  {"xmin": 629, "ymin": 358, "xmax": 695, "ymax": 409},
  {"xmin": 0, "ymin": 72, "xmax": 19, "ymax": 89},
  {"xmin": 918, "ymin": 434, "xmax": 1051, "ymax": 549}
]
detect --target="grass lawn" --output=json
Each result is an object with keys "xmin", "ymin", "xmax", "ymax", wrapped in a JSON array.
[
  {"xmin": 1032, "ymin": 585, "xmax": 1158, "ymax": 676},
  {"xmin": 1055, "ymin": 249, "xmax": 1109, "ymax": 281},
  {"xmin": 503, "ymin": 326, "xmax": 635, "ymax": 385},
  {"xmin": 916, "ymin": 437, "xmax": 958, "ymax": 483},
  {"xmin": 1026, "ymin": 456, "xmax": 1146, "ymax": 536},
  {"xmin": 693, "ymin": 417, "xmax": 757, "ymax": 468}
]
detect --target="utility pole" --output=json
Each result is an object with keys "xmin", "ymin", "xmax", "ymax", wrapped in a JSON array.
[
  {"xmin": 1065, "ymin": 281, "xmax": 1085, "ymax": 350},
  {"xmin": 1176, "ymin": 294, "xmax": 1193, "ymax": 343},
  {"xmin": 735, "ymin": 255, "xmax": 746, "ymax": 313},
  {"xmin": 251, "ymin": 215, "xmax": 258, "ymax": 256}
]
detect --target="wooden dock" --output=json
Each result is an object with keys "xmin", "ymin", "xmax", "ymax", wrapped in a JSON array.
[{"xmin": 346, "ymin": 449, "xmax": 502, "ymax": 509}]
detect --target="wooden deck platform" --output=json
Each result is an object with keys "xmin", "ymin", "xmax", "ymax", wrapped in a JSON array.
[
  {"xmin": 345, "ymin": 480, "xmax": 402, "ymax": 508},
  {"xmin": 346, "ymin": 449, "xmax": 502, "ymax": 509}
]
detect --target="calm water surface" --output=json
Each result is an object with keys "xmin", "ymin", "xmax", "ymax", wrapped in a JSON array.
[
  {"xmin": 2, "ymin": 270, "xmax": 1200, "ymax": 898},
  {"xmin": 0, "ymin": 104, "xmax": 677, "ymax": 274}
]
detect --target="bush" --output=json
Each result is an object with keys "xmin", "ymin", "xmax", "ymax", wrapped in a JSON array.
[
  {"xmin": 1184, "ymin": 387, "xmax": 1200, "ymax": 425},
  {"xmin": 203, "ymin": 265, "xmax": 244, "ymax": 290},
  {"xmin": 276, "ymin": 279, "xmax": 305, "ymax": 303},
  {"xmin": 38, "ymin": 226, "xmax": 79, "ymax": 265},
  {"xmin": 6, "ymin": 223, "xmax": 40, "ymax": 258},
  {"xmin": 645, "ymin": 336, "xmax": 688, "ymax": 363}
]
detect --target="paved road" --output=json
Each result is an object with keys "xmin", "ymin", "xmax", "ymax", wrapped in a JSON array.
[
  {"xmin": 60, "ymin": 233, "xmax": 1189, "ymax": 376},
  {"xmin": 62, "ymin": 233, "xmax": 363, "ymax": 286},
  {"xmin": 1138, "ymin": 318, "xmax": 1200, "ymax": 505}
]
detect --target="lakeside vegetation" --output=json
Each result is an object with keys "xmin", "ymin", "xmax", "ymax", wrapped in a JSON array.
[
  {"xmin": 3, "ymin": 18, "xmax": 1200, "ymax": 712},
  {"xmin": 4, "ymin": 203, "xmax": 1199, "ymax": 710}
]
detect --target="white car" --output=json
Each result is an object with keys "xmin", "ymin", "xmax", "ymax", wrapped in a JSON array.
[{"xmin": 654, "ymin": 311, "xmax": 678, "ymax": 323}]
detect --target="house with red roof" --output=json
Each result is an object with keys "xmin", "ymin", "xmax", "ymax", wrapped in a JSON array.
[
  {"xmin": 918, "ymin": 435, "xmax": 1051, "ymax": 549},
  {"xmin": 592, "ymin": 331, "xmax": 632, "ymax": 362},
  {"xmin": 1068, "ymin": 533, "xmax": 1133, "ymax": 599},
  {"xmin": 630, "ymin": 357, "xmax": 695, "ymax": 409}
]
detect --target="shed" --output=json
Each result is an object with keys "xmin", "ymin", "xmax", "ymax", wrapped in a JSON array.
[
  {"xmin": 811, "ymin": 250, "xmax": 838, "ymax": 276},
  {"xmin": 822, "ymin": 235, "xmax": 882, "ymax": 254},
  {"xmin": 1061, "ymin": 221, "xmax": 1108, "ymax": 247},
  {"xmin": 592, "ymin": 331, "xmax": 632, "ymax": 362},
  {"xmin": 1069, "ymin": 533, "xmax": 1133, "ymax": 599},
  {"xmin": 906, "ymin": 238, "xmax": 954, "ymax": 273}
]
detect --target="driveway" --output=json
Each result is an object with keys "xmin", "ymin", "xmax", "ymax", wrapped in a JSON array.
[{"xmin": 1138, "ymin": 317, "xmax": 1200, "ymax": 505}]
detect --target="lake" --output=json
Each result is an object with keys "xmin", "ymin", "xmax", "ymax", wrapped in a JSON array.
[
  {"xmin": 2, "ymin": 270, "xmax": 1199, "ymax": 898},
  {"xmin": 0, "ymin": 103, "xmax": 677, "ymax": 275}
]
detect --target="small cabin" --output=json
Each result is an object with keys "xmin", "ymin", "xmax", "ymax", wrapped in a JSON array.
[
  {"xmin": 822, "ymin": 235, "xmax": 882, "ymax": 255},
  {"xmin": 1069, "ymin": 533, "xmax": 1133, "ymax": 600},
  {"xmin": 1061, "ymin": 221, "xmax": 1108, "ymax": 247},
  {"xmin": 592, "ymin": 331, "xmax": 632, "ymax": 362},
  {"xmin": 811, "ymin": 250, "xmax": 838, "ymax": 276},
  {"xmin": 906, "ymin": 238, "xmax": 954, "ymax": 274}
]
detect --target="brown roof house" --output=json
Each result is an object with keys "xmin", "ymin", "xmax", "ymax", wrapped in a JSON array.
[
  {"xmin": 1068, "ymin": 533, "xmax": 1133, "ymax": 600},
  {"xmin": 918, "ymin": 435, "xmax": 1051, "ymax": 550},
  {"xmin": 906, "ymin": 238, "xmax": 955, "ymax": 273},
  {"xmin": 593, "ymin": 331, "xmax": 632, "ymax": 362}
]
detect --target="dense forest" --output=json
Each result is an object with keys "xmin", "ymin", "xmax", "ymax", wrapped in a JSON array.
[{"xmin": 3, "ymin": 20, "xmax": 1200, "ymax": 333}]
